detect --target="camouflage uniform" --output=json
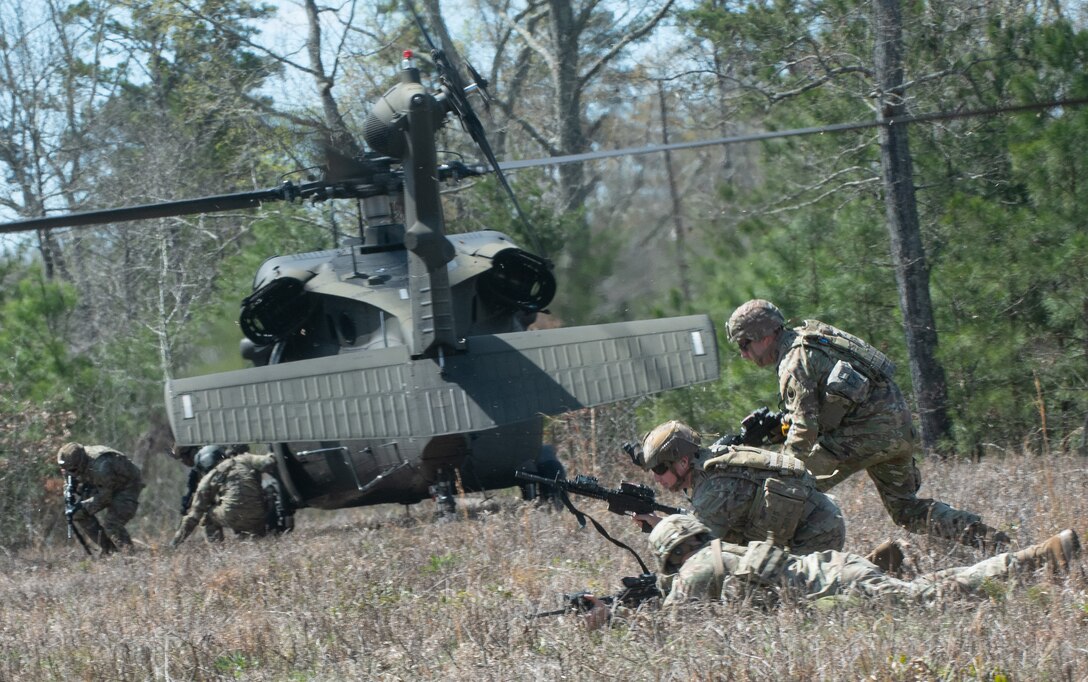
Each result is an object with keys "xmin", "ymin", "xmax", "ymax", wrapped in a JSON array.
[
  {"xmin": 171, "ymin": 453, "xmax": 281, "ymax": 546},
  {"xmin": 63, "ymin": 445, "xmax": 143, "ymax": 550},
  {"xmin": 689, "ymin": 445, "xmax": 845, "ymax": 554},
  {"xmin": 640, "ymin": 421, "xmax": 845, "ymax": 554},
  {"xmin": 666, "ymin": 538, "xmax": 1050, "ymax": 608},
  {"xmin": 773, "ymin": 321, "xmax": 991, "ymax": 543},
  {"xmin": 727, "ymin": 301, "xmax": 1001, "ymax": 548}
]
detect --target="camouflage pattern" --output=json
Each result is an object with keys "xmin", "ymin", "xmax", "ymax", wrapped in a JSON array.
[
  {"xmin": 65, "ymin": 445, "xmax": 143, "ymax": 549},
  {"xmin": 171, "ymin": 453, "xmax": 278, "ymax": 546},
  {"xmin": 773, "ymin": 323, "xmax": 985, "ymax": 543},
  {"xmin": 640, "ymin": 420, "xmax": 702, "ymax": 471},
  {"xmin": 689, "ymin": 446, "xmax": 845, "ymax": 554},
  {"xmin": 726, "ymin": 299, "xmax": 785, "ymax": 343},
  {"xmin": 665, "ymin": 538, "xmax": 1031, "ymax": 608}
]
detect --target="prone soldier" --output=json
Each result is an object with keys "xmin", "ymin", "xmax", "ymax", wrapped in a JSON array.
[
  {"xmin": 57, "ymin": 442, "xmax": 144, "ymax": 553},
  {"xmin": 580, "ymin": 514, "xmax": 1080, "ymax": 628}
]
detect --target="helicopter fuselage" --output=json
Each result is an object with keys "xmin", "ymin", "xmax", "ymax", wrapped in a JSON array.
[{"xmin": 240, "ymin": 229, "xmax": 560, "ymax": 507}]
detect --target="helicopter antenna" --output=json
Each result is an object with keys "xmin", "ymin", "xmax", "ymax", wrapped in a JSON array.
[{"xmin": 406, "ymin": 1, "xmax": 547, "ymax": 258}]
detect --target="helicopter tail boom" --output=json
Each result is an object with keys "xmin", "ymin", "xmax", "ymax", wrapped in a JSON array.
[{"xmin": 165, "ymin": 314, "xmax": 719, "ymax": 446}]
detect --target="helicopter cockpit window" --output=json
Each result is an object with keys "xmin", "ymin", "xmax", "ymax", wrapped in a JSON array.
[{"xmin": 477, "ymin": 249, "xmax": 556, "ymax": 313}]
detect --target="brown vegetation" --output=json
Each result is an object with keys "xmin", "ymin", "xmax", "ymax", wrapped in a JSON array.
[{"xmin": 1, "ymin": 438, "xmax": 1086, "ymax": 680}]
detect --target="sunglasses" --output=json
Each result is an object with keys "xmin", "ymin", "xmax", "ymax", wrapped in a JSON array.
[
  {"xmin": 737, "ymin": 338, "xmax": 753, "ymax": 352},
  {"xmin": 651, "ymin": 462, "xmax": 670, "ymax": 475}
]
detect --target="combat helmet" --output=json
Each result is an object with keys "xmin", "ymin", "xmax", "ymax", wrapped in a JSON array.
[
  {"xmin": 727, "ymin": 299, "xmax": 785, "ymax": 343},
  {"xmin": 649, "ymin": 514, "xmax": 712, "ymax": 573},
  {"xmin": 641, "ymin": 420, "xmax": 701, "ymax": 473},
  {"xmin": 57, "ymin": 442, "xmax": 88, "ymax": 473},
  {"xmin": 194, "ymin": 445, "xmax": 228, "ymax": 474}
]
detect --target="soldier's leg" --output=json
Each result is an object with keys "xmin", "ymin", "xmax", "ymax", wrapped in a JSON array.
[
  {"xmin": 202, "ymin": 511, "xmax": 225, "ymax": 542},
  {"xmin": 71, "ymin": 510, "xmax": 116, "ymax": 553},
  {"xmin": 915, "ymin": 529, "xmax": 1081, "ymax": 601},
  {"xmin": 789, "ymin": 550, "xmax": 915, "ymax": 602},
  {"xmin": 867, "ymin": 453, "xmax": 1007, "ymax": 551},
  {"xmin": 100, "ymin": 491, "xmax": 139, "ymax": 548}
]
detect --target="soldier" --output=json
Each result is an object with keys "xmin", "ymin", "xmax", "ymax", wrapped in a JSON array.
[
  {"xmin": 57, "ymin": 442, "xmax": 144, "ymax": 553},
  {"xmin": 179, "ymin": 444, "xmax": 251, "ymax": 516},
  {"xmin": 170, "ymin": 451, "xmax": 293, "ymax": 547},
  {"xmin": 180, "ymin": 445, "xmax": 228, "ymax": 515},
  {"xmin": 726, "ymin": 299, "xmax": 1008, "ymax": 550},
  {"xmin": 581, "ymin": 514, "xmax": 1080, "ymax": 628},
  {"xmin": 633, "ymin": 420, "xmax": 846, "ymax": 555}
]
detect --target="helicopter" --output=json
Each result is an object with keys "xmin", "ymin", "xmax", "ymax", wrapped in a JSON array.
[{"xmin": 0, "ymin": 44, "xmax": 720, "ymax": 514}]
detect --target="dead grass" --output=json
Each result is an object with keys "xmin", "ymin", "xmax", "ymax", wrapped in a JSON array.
[{"xmin": 1, "ymin": 448, "xmax": 1086, "ymax": 681}]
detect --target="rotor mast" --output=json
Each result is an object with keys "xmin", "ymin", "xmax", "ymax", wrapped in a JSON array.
[{"xmin": 363, "ymin": 51, "xmax": 460, "ymax": 358}]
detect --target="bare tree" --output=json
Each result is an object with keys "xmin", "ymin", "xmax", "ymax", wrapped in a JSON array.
[{"xmin": 0, "ymin": 0, "xmax": 119, "ymax": 279}]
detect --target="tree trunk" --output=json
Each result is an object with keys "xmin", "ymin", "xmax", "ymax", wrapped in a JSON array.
[
  {"xmin": 872, "ymin": 0, "xmax": 953, "ymax": 454},
  {"xmin": 657, "ymin": 82, "xmax": 691, "ymax": 304}
]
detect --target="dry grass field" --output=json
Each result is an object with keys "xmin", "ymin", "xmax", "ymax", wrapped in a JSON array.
[{"xmin": 2, "ymin": 428, "xmax": 1086, "ymax": 681}]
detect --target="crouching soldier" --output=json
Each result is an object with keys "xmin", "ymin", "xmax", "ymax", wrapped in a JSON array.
[
  {"xmin": 170, "ymin": 452, "xmax": 293, "ymax": 547},
  {"xmin": 57, "ymin": 442, "xmax": 144, "ymax": 553}
]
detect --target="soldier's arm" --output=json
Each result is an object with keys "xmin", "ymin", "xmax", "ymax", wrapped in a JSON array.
[
  {"xmin": 171, "ymin": 473, "xmax": 217, "ymax": 547},
  {"xmin": 79, "ymin": 464, "xmax": 113, "ymax": 515},
  {"xmin": 779, "ymin": 349, "xmax": 822, "ymax": 460}
]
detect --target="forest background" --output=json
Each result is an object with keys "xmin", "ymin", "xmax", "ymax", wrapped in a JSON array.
[{"xmin": 1, "ymin": 0, "xmax": 1088, "ymax": 551}]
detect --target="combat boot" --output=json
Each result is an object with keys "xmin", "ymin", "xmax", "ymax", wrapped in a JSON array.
[
  {"xmin": 864, "ymin": 540, "xmax": 905, "ymax": 576},
  {"xmin": 1012, "ymin": 529, "xmax": 1081, "ymax": 574},
  {"xmin": 961, "ymin": 522, "xmax": 1011, "ymax": 553}
]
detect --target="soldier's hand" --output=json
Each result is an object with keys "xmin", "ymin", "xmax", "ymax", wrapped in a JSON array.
[
  {"xmin": 580, "ymin": 594, "xmax": 611, "ymax": 630},
  {"xmin": 65, "ymin": 500, "xmax": 83, "ymax": 520},
  {"xmin": 632, "ymin": 512, "xmax": 662, "ymax": 532}
]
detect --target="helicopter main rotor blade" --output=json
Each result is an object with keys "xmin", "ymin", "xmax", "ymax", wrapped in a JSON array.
[
  {"xmin": 0, "ymin": 177, "xmax": 401, "ymax": 234},
  {"xmin": 0, "ymin": 187, "xmax": 291, "ymax": 233},
  {"xmin": 496, "ymin": 96, "xmax": 1088, "ymax": 172}
]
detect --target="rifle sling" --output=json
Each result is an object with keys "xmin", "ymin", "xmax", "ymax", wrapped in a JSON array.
[{"xmin": 558, "ymin": 490, "xmax": 652, "ymax": 574}]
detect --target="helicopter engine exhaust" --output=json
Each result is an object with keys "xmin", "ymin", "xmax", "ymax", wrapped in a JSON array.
[{"xmin": 477, "ymin": 249, "xmax": 556, "ymax": 313}]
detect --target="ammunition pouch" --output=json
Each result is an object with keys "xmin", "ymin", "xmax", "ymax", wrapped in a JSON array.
[
  {"xmin": 748, "ymin": 477, "xmax": 808, "ymax": 544},
  {"xmin": 820, "ymin": 360, "xmax": 871, "ymax": 430},
  {"xmin": 735, "ymin": 539, "xmax": 789, "ymax": 586}
]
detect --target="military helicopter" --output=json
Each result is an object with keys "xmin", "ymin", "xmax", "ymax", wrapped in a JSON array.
[{"xmin": 0, "ymin": 43, "xmax": 720, "ymax": 513}]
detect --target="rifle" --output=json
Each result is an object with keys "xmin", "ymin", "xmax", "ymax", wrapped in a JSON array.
[
  {"xmin": 532, "ymin": 573, "xmax": 661, "ymax": 618},
  {"xmin": 64, "ymin": 476, "xmax": 118, "ymax": 555},
  {"xmin": 63, "ymin": 474, "xmax": 92, "ymax": 556},
  {"xmin": 713, "ymin": 407, "xmax": 787, "ymax": 448},
  {"xmin": 514, "ymin": 471, "xmax": 686, "ymax": 532}
]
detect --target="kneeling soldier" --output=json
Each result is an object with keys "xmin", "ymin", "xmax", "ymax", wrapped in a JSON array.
[{"xmin": 635, "ymin": 420, "xmax": 846, "ymax": 555}]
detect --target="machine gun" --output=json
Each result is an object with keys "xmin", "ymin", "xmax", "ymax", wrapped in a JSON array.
[
  {"xmin": 713, "ymin": 407, "xmax": 787, "ymax": 449},
  {"xmin": 531, "ymin": 573, "xmax": 661, "ymax": 618},
  {"xmin": 514, "ymin": 471, "xmax": 686, "ymax": 532}
]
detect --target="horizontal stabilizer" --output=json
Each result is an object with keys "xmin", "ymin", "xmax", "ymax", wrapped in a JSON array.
[{"xmin": 167, "ymin": 314, "xmax": 719, "ymax": 445}]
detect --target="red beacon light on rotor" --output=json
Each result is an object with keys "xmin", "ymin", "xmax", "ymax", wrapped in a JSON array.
[{"xmin": 401, "ymin": 50, "xmax": 415, "ymax": 70}]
